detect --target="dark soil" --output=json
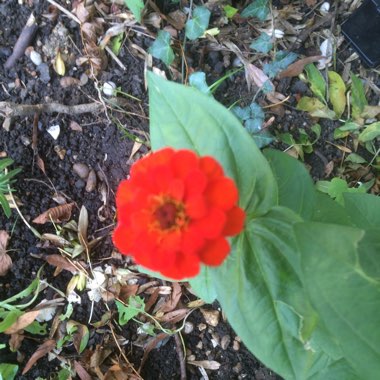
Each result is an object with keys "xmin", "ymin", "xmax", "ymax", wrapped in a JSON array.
[{"xmin": 0, "ymin": 0, "xmax": 378, "ymax": 379}]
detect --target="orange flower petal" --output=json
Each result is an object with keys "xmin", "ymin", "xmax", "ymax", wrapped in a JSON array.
[
  {"xmin": 171, "ymin": 150, "xmax": 198, "ymax": 178},
  {"xmin": 205, "ymin": 177, "xmax": 238, "ymax": 210},
  {"xmin": 199, "ymin": 156, "xmax": 224, "ymax": 179},
  {"xmin": 193, "ymin": 208, "xmax": 226, "ymax": 239},
  {"xmin": 222, "ymin": 206, "xmax": 246, "ymax": 236},
  {"xmin": 199, "ymin": 237, "xmax": 230, "ymax": 266}
]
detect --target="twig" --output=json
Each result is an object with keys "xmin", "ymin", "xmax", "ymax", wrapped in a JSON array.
[
  {"xmin": 174, "ymin": 333, "xmax": 187, "ymax": 380},
  {"xmin": 109, "ymin": 323, "xmax": 143, "ymax": 379},
  {"xmin": 0, "ymin": 101, "xmax": 104, "ymax": 118},
  {"xmin": 45, "ymin": 0, "xmax": 81, "ymax": 24},
  {"xmin": 5, "ymin": 13, "xmax": 38, "ymax": 69}
]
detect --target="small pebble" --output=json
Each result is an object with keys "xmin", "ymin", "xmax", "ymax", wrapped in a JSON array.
[
  {"xmin": 183, "ymin": 321, "xmax": 194, "ymax": 334},
  {"xmin": 30, "ymin": 50, "xmax": 42, "ymax": 66},
  {"xmin": 75, "ymin": 179, "xmax": 86, "ymax": 189},
  {"xmin": 221, "ymin": 335, "xmax": 231, "ymax": 350},
  {"xmin": 198, "ymin": 323, "xmax": 207, "ymax": 331},
  {"xmin": 85, "ymin": 169, "xmax": 97, "ymax": 192},
  {"xmin": 233, "ymin": 340, "xmax": 240, "ymax": 351},
  {"xmin": 103, "ymin": 81, "xmax": 116, "ymax": 96},
  {"xmin": 200, "ymin": 309, "xmax": 220, "ymax": 327},
  {"xmin": 73, "ymin": 163, "xmax": 90, "ymax": 179}
]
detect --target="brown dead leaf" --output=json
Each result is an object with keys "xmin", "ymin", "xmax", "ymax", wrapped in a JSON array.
[
  {"xmin": 33, "ymin": 202, "xmax": 75, "ymax": 224},
  {"xmin": 0, "ymin": 230, "xmax": 12, "ymax": 276},
  {"xmin": 5, "ymin": 310, "xmax": 40, "ymax": 334},
  {"xmin": 139, "ymin": 333, "xmax": 168, "ymax": 372},
  {"xmin": 306, "ymin": 0, "xmax": 317, "ymax": 6},
  {"xmin": 9, "ymin": 333, "xmax": 24, "ymax": 351},
  {"xmin": 70, "ymin": 120, "xmax": 83, "ymax": 132},
  {"xmin": 74, "ymin": 361, "xmax": 92, "ymax": 380},
  {"xmin": 158, "ymin": 282, "xmax": 182, "ymax": 313},
  {"xmin": 278, "ymin": 55, "xmax": 323, "ymax": 79},
  {"xmin": 36, "ymin": 154, "xmax": 46, "ymax": 174},
  {"xmin": 156, "ymin": 308, "xmax": 188, "ymax": 324},
  {"xmin": 44, "ymin": 254, "xmax": 79, "ymax": 274},
  {"xmin": 22, "ymin": 339, "xmax": 56, "ymax": 374}
]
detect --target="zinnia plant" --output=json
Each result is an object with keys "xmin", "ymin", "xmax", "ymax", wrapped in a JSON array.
[
  {"xmin": 114, "ymin": 72, "xmax": 380, "ymax": 380},
  {"xmin": 113, "ymin": 148, "xmax": 245, "ymax": 279}
]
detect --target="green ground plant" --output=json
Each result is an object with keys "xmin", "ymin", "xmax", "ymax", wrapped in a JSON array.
[
  {"xmin": 0, "ymin": 158, "xmax": 21, "ymax": 218},
  {"xmin": 142, "ymin": 72, "xmax": 380, "ymax": 380}
]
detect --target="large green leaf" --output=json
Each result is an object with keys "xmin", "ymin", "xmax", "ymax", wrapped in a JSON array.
[
  {"xmin": 148, "ymin": 72, "xmax": 277, "ymax": 216},
  {"xmin": 295, "ymin": 223, "xmax": 380, "ymax": 379},
  {"xmin": 343, "ymin": 193, "xmax": 380, "ymax": 228},
  {"xmin": 210, "ymin": 207, "xmax": 350, "ymax": 379},
  {"xmin": 264, "ymin": 149, "xmax": 316, "ymax": 219},
  {"xmin": 188, "ymin": 266, "xmax": 217, "ymax": 303}
]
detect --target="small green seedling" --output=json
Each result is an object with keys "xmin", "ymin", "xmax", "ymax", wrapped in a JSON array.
[{"xmin": 0, "ymin": 158, "xmax": 21, "ymax": 218}]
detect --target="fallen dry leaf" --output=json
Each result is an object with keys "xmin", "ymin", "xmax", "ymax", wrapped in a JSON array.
[
  {"xmin": 5, "ymin": 310, "xmax": 40, "ymax": 334},
  {"xmin": 74, "ymin": 361, "xmax": 92, "ymax": 380},
  {"xmin": 9, "ymin": 332, "xmax": 25, "ymax": 351},
  {"xmin": 278, "ymin": 55, "xmax": 323, "ymax": 79},
  {"xmin": 44, "ymin": 254, "xmax": 79, "ymax": 274},
  {"xmin": 188, "ymin": 360, "xmax": 221, "ymax": 370},
  {"xmin": 22, "ymin": 339, "xmax": 56, "ymax": 374},
  {"xmin": 33, "ymin": 202, "xmax": 75, "ymax": 224},
  {"xmin": 0, "ymin": 230, "xmax": 12, "ymax": 276},
  {"xmin": 159, "ymin": 282, "xmax": 182, "ymax": 313}
]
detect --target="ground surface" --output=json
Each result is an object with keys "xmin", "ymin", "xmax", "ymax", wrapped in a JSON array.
[{"xmin": 0, "ymin": 0, "xmax": 379, "ymax": 379}]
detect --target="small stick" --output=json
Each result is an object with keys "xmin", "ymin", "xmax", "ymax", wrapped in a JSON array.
[
  {"xmin": 5, "ymin": 13, "xmax": 38, "ymax": 69},
  {"xmin": 0, "ymin": 101, "xmax": 103, "ymax": 118},
  {"xmin": 174, "ymin": 333, "xmax": 187, "ymax": 380}
]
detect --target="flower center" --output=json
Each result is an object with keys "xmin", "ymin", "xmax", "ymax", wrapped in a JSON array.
[
  {"xmin": 152, "ymin": 197, "xmax": 188, "ymax": 232},
  {"xmin": 154, "ymin": 202, "xmax": 178, "ymax": 229}
]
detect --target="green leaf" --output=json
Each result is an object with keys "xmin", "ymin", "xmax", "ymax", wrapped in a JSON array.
[
  {"xmin": 111, "ymin": 33, "xmax": 124, "ymax": 56},
  {"xmin": 211, "ymin": 207, "xmax": 348, "ymax": 379},
  {"xmin": 295, "ymin": 223, "xmax": 380, "ymax": 379},
  {"xmin": 189, "ymin": 266, "xmax": 217, "ymax": 303},
  {"xmin": 185, "ymin": 6, "xmax": 211, "ymax": 40},
  {"xmin": 0, "ymin": 310, "xmax": 23, "ymax": 333},
  {"xmin": 305, "ymin": 64, "xmax": 326, "ymax": 101},
  {"xmin": 116, "ymin": 296, "xmax": 145, "ymax": 326},
  {"xmin": 297, "ymin": 97, "xmax": 336, "ymax": 119},
  {"xmin": 223, "ymin": 5, "xmax": 238, "ymax": 18},
  {"xmin": 125, "ymin": 0, "xmax": 144, "ymax": 23},
  {"xmin": 264, "ymin": 149, "xmax": 316, "ymax": 220},
  {"xmin": 189, "ymin": 72, "xmax": 210, "ymax": 95},
  {"xmin": 333, "ymin": 121, "xmax": 360, "ymax": 139},
  {"xmin": 24, "ymin": 321, "xmax": 47, "ymax": 335},
  {"xmin": 316, "ymin": 178, "xmax": 365, "ymax": 205},
  {"xmin": 0, "ymin": 363, "xmax": 18, "ymax": 380},
  {"xmin": 241, "ymin": 0, "xmax": 269, "ymax": 20},
  {"xmin": 351, "ymin": 73, "xmax": 367, "ymax": 120},
  {"xmin": 250, "ymin": 32, "xmax": 273, "ymax": 54},
  {"xmin": 345, "ymin": 153, "xmax": 366, "ymax": 164},
  {"xmin": 358, "ymin": 122, "xmax": 380, "ymax": 142},
  {"xmin": 148, "ymin": 72, "xmax": 277, "ymax": 216},
  {"xmin": 328, "ymin": 71, "xmax": 346, "ymax": 118},
  {"xmin": 343, "ymin": 193, "xmax": 380, "ymax": 229},
  {"xmin": 264, "ymin": 51, "xmax": 297, "ymax": 78},
  {"xmin": 148, "ymin": 30, "xmax": 174, "ymax": 66},
  {"xmin": 0, "ymin": 192, "xmax": 11, "ymax": 218}
]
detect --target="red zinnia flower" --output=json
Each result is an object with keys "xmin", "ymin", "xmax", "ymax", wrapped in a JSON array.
[{"xmin": 113, "ymin": 148, "xmax": 245, "ymax": 280}]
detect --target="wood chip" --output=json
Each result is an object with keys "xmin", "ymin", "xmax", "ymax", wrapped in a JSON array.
[{"xmin": 188, "ymin": 360, "xmax": 221, "ymax": 370}]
